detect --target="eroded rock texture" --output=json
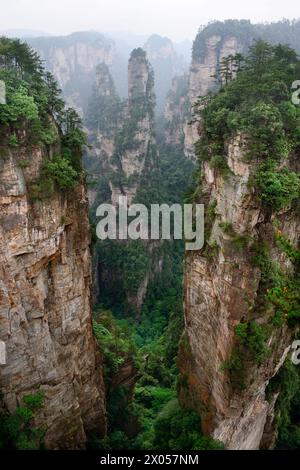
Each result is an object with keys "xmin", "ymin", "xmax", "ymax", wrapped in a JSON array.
[
  {"xmin": 184, "ymin": 35, "xmax": 245, "ymax": 159},
  {"xmin": 164, "ymin": 74, "xmax": 189, "ymax": 147},
  {"xmin": 28, "ymin": 32, "xmax": 115, "ymax": 113},
  {"xmin": 144, "ymin": 34, "xmax": 187, "ymax": 113},
  {"xmin": 85, "ymin": 48, "xmax": 160, "ymax": 313},
  {"xmin": 179, "ymin": 134, "xmax": 299, "ymax": 449},
  {"xmin": 0, "ymin": 143, "xmax": 106, "ymax": 449}
]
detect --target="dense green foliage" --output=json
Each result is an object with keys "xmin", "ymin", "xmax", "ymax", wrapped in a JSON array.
[
  {"xmin": 93, "ymin": 310, "xmax": 138, "ymax": 386},
  {"xmin": 95, "ymin": 239, "xmax": 152, "ymax": 308},
  {"xmin": 152, "ymin": 399, "xmax": 224, "ymax": 450},
  {"xmin": 45, "ymin": 155, "xmax": 79, "ymax": 190},
  {"xmin": 222, "ymin": 320, "xmax": 270, "ymax": 390},
  {"xmin": 90, "ymin": 128, "xmax": 216, "ymax": 447},
  {"xmin": 85, "ymin": 64, "xmax": 121, "ymax": 134},
  {"xmin": 255, "ymin": 164, "xmax": 299, "ymax": 211},
  {"xmin": 235, "ymin": 321, "xmax": 269, "ymax": 363},
  {"xmin": 92, "ymin": 272, "xmax": 223, "ymax": 450},
  {"xmin": 196, "ymin": 42, "xmax": 300, "ymax": 208},
  {"xmin": 193, "ymin": 19, "xmax": 300, "ymax": 62},
  {"xmin": 266, "ymin": 359, "xmax": 300, "ymax": 449},
  {"xmin": 0, "ymin": 393, "xmax": 44, "ymax": 449},
  {"xmin": 250, "ymin": 230, "xmax": 300, "ymax": 327},
  {"xmin": 195, "ymin": 41, "xmax": 300, "ymax": 408},
  {"xmin": 0, "ymin": 37, "xmax": 85, "ymax": 195}
]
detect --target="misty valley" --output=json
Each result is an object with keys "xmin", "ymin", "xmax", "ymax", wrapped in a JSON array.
[{"xmin": 0, "ymin": 15, "xmax": 300, "ymax": 454}]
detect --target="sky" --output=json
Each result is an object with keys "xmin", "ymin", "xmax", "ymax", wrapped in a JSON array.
[{"xmin": 0, "ymin": 0, "xmax": 299, "ymax": 41}]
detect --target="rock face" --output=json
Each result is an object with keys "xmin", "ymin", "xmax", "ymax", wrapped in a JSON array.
[
  {"xmin": 189, "ymin": 35, "xmax": 244, "ymax": 103},
  {"xmin": 86, "ymin": 49, "xmax": 158, "ymax": 206},
  {"xmin": 178, "ymin": 20, "xmax": 300, "ymax": 160},
  {"xmin": 84, "ymin": 62, "xmax": 121, "ymax": 208},
  {"xmin": 118, "ymin": 48, "xmax": 158, "ymax": 204},
  {"xmin": 164, "ymin": 74, "xmax": 189, "ymax": 146},
  {"xmin": 0, "ymin": 141, "xmax": 106, "ymax": 448},
  {"xmin": 144, "ymin": 34, "xmax": 188, "ymax": 113},
  {"xmin": 28, "ymin": 32, "xmax": 115, "ymax": 113},
  {"xmin": 85, "ymin": 49, "xmax": 160, "ymax": 313},
  {"xmin": 184, "ymin": 34, "xmax": 246, "ymax": 159},
  {"xmin": 161, "ymin": 27, "xmax": 248, "ymax": 161},
  {"xmin": 179, "ymin": 133, "xmax": 299, "ymax": 449}
]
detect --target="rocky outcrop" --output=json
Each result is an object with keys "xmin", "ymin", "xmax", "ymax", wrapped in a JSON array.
[
  {"xmin": 164, "ymin": 74, "xmax": 189, "ymax": 146},
  {"xmin": 85, "ymin": 49, "xmax": 160, "ymax": 313},
  {"xmin": 117, "ymin": 48, "xmax": 158, "ymax": 204},
  {"xmin": 144, "ymin": 34, "xmax": 188, "ymax": 113},
  {"xmin": 181, "ymin": 19, "xmax": 300, "ymax": 160},
  {"xmin": 179, "ymin": 133, "xmax": 299, "ymax": 449},
  {"xmin": 28, "ymin": 32, "xmax": 115, "ymax": 113},
  {"xmin": 184, "ymin": 34, "xmax": 246, "ymax": 159},
  {"xmin": 84, "ymin": 63, "xmax": 121, "ymax": 207},
  {"xmin": 0, "ymin": 139, "xmax": 106, "ymax": 449},
  {"xmin": 86, "ymin": 49, "xmax": 158, "ymax": 206},
  {"xmin": 189, "ymin": 35, "xmax": 244, "ymax": 103}
]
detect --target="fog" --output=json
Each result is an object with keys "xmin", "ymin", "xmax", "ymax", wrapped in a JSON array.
[{"xmin": 0, "ymin": 0, "xmax": 299, "ymax": 41}]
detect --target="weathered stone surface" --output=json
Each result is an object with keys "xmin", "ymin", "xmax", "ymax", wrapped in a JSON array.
[
  {"xmin": 143, "ymin": 34, "xmax": 188, "ymax": 113},
  {"xmin": 179, "ymin": 133, "xmax": 299, "ymax": 449},
  {"xmin": 164, "ymin": 74, "xmax": 189, "ymax": 146},
  {"xmin": 86, "ymin": 50, "xmax": 160, "ymax": 313},
  {"xmin": 0, "ymin": 145, "xmax": 106, "ymax": 449},
  {"xmin": 28, "ymin": 33, "xmax": 115, "ymax": 113},
  {"xmin": 161, "ymin": 33, "xmax": 246, "ymax": 160},
  {"xmin": 184, "ymin": 36, "xmax": 245, "ymax": 159}
]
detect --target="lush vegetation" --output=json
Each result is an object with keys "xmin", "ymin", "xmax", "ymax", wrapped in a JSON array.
[
  {"xmin": 88, "ymin": 108, "xmax": 223, "ymax": 449},
  {"xmin": 221, "ymin": 320, "xmax": 270, "ymax": 390},
  {"xmin": 0, "ymin": 393, "xmax": 44, "ymax": 449},
  {"xmin": 0, "ymin": 37, "xmax": 85, "ymax": 195},
  {"xmin": 250, "ymin": 229, "xmax": 300, "ymax": 328},
  {"xmin": 91, "ymin": 265, "xmax": 223, "ymax": 450},
  {"xmin": 85, "ymin": 63, "xmax": 121, "ymax": 134},
  {"xmin": 196, "ymin": 42, "xmax": 300, "ymax": 201},
  {"xmin": 193, "ymin": 19, "xmax": 300, "ymax": 62},
  {"xmin": 151, "ymin": 399, "xmax": 224, "ymax": 450},
  {"xmin": 266, "ymin": 358, "xmax": 300, "ymax": 449},
  {"xmin": 194, "ymin": 40, "xmax": 300, "ymax": 412}
]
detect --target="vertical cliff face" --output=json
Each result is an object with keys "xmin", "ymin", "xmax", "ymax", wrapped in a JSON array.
[
  {"xmin": 0, "ymin": 141, "xmax": 107, "ymax": 449},
  {"xmin": 28, "ymin": 32, "xmax": 115, "ymax": 113},
  {"xmin": 85, "ymin": 48, "xmax": 160, "ymax": 313},
  {"xmin": 163, "ymin": 74, "xmax": 189, "ymax": 146},
  {"xmin": 144, "ymin": 34, "xmax": 188, "ymax": 113},
  {"xmin": 85, "ymin": 63, "xmax": 121, "ymax": 208},
  {"xmin": 0, "ymin": 143, "xmax": 106, "ymax": 449},
  {"xmin": 161, "ymin": 25, "xmax": 249, "ymax": 161},
  {"xmin": 180, "ymin": 134, "xmax": 298, "ymax": 449},
  {"xmin": 184, "ymin": 33, "xmax": 247, "ymax": 159},
  {"xmin": 114, "ymin": 47, "xmax": 158, "ymax": 205},
  {"xmin": 179, "ymin": 42, "xmax": 300, "ymax": 449},
  {"xmin": 188, "ymin": 35, "xmax": 245, "ymax": 103},
  {"xmin": 0, "ymin": 38, "xmax": 106, "ymax": 449}
]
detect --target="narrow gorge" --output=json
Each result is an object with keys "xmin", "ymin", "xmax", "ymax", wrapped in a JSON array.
[
  {"xmin": 1, "ymin": 18, "xmax": 300, "ymax": 452},
  {"xmin": 0, "ymin": 38, "xmax": 106, "ymax": 449}
]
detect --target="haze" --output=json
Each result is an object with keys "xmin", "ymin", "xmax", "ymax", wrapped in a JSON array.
[{"xmin": 0, "ymin": 0, "xmax": 299, "ymax": 41}]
